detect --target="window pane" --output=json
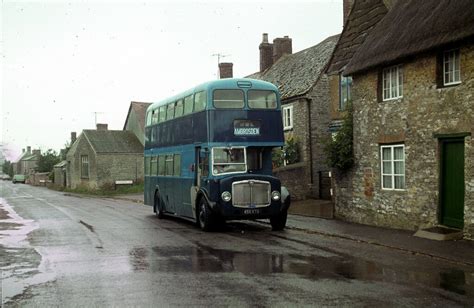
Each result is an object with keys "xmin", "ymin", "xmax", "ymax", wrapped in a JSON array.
[
  {"xmin": 248, "ymin": 90, "xmax": 277, "ymax": 109},
  {"xmin": 146, "ymin": 111, "xmax": 152, "ymax": 126},
  {"xmin": 145, "ymin": 156, "xmax": 150, "ymax": 176},
  {"xmin": 158, "ymin": 106, "xmax": 166, "ymax": 123},
  {"xmin": 151, "ymin": 156, "xmax": 158, "ymax": 175},
  {"xmin": 175, "ymin": 100, "xmax": 184, "ymax": 118},
  {"xmin": 383, "ymin": 162, "xmax": 392, "ymax": 174},
  {"xmin": 382, "ymin": 148, "xmax": 391, "ymax": 160},
  {"xmin": 152, "ymin": 109, "xmax": 159, "ymax": 124},
  {"xmin": 165, "ymin": 155, "xmax": 173, "ymax": 176},
  {"xmin": 194, "ymin": 91, "xmax": 207, "ymax": 112},
  {"xmin": 184, "ymin": 95, "xmax": 193, "ymax": 114},
  {"xmin": 394, "ymin": 176, "xmax": 405, "ymax": 189},
  {"xmin": 393, "ymin": 146, "xmax": 404, "ymax": 160},
  {"xmin": 394, "ymin": 161, "xmax": 404, "ymax": 175},
  {"xmin": 173, "ymin": 154, "xmax": 181, "ymax": 176},
  {"xmin": 166, "ymin": 103, "xmax": 175, "ymax": 120},
  {"xmin": 383, "ymin": 176, "xmax": 392, "ymax": 189},
  {"xmin": 158, "ymin": 156, "xmax": 165, "ymax": 176},
  {"xmin": 213, "ymin": 89, "xmax": 244, "ymax": 109}
]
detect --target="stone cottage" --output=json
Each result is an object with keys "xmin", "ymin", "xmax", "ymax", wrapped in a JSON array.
[
  {"xmin": 14, "ymin": 146, "xmax": 41, "ymax": 176},
  {"xmin": 248, "ymin": 33, "xmax": 339, "ymax": 201},
  {"xmin": 66, "ymin": 124, "xmax": 144, "ymax": 189},
  {"xmin": 334, "ymin": 0, "xmax": 474, "ymax": 239},
  {"xmin": 123, "ymin": 101, "xmax": 152, "ymax": 145}
]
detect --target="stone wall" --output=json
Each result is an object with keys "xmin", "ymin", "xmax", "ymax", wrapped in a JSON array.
[
  {"xmin": 96, "ymin": 153, "xmax": 144, "ymax": 188},
  {"xmin": 273, "ymin": 162, "xmax": 310, "ymax": 201},
  {"xmin": 308, "ymin": 75, "xmax": 332, "ymax": 199},
  {"xmin": 66, "ymin": 135, "xmax": 98, "ymax": 189},
  {"xmin": 335, "ymin": 42, "xmax": 474, "ymax": 239}
]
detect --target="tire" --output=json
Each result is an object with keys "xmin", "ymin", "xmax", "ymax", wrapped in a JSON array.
[
  {"xmin": 154, "ymin": 192, "xmax": 164, "ymax": 219},
  {"xmin": 270, "ymin": 210, "xmax": 288, "ymax": 231},
  {"xmin": 197, "ymin": 198, "xmax": 214, "ymax": 231}
]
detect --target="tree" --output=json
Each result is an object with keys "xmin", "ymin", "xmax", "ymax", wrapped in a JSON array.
[
  {"xmin": 2, "ymin": 160, "xmax": 14, "ymax": 177},
  {"xmin": 324, "ymin": 102, "xmax": 354, "ymax": 171},
  {"xmin": 37, "ymin": 149, "xmax": 61, "ymax": 173}
]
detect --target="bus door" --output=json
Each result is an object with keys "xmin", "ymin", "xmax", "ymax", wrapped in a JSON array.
[{"xmin": 190, "ymin": 147, "xmax": 208, "ymax": 219}]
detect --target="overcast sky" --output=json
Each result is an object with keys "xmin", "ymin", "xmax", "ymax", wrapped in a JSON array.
[{"xmin": 1, "ymin": 0, "xmax": 343, "ymax": 160}]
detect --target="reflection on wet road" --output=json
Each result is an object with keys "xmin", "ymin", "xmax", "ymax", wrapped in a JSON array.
[{"xmin": 1, "ymin": 183, "xmax": 474, "ymax": 306}]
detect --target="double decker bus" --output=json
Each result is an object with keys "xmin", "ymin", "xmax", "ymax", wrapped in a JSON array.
[{"xmin": 144, "ymin": 78, "xmax": 290, "ymax": 231}]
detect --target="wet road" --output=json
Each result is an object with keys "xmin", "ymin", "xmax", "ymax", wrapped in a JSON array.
[{"xmin": 1, "ymin": 182, "xmax": 473, "ymax": 307}]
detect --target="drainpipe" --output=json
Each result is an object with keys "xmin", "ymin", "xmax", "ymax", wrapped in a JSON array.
[{"xmin": 307, "ymin": 98, "xmax": 314, "ymax": 190}]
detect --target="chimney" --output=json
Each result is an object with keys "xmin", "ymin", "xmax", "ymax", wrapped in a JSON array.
[
  {"xmin": 96, "ymin": 123, "xmax": 108, "ymax": 131},
  {"xmin": 343, "ymin": 0, "xmax": 354, "ymax": 26},
  {"xmin": 71, "ymin": 132, "xmax": 77, "ymax": 145},
  {"xmin": 22, "ymin": 148, "xmax": 25, "ymax": 153},
  {"xmin": 259, "ymin": 33, "xmax": 273, "ymax": 72},
  {"xmin": 27, "ymin": 146, "xmax": 31, "ymax": 154},
  {"xmin": 218, "ymin": 62, "xmax": 233, "ymax": 79},
  {"xmin": 273, "ymin": 36, "xmax": 292, "ymax": 63},
  {"xmin": 32, "ymin": 149, "xmax": 41, "ymax": 156}
]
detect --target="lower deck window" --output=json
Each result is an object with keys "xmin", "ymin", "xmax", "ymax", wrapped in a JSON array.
[{"xmin": 212, "ymin": 147, "xmax": 246, "ymax": 175}]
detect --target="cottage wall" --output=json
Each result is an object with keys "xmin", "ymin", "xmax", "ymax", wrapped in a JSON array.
[
  {"xmin": 67, "ymin": 136, "xmax": 98, "ymax": 189},
  {"xmin": 124, "ymin": 109, "xmax": 145, "ymax": 145},
  {"xmin": 273, "ymin": 98, "xmax": 311, "ymax": 200},
  {"xmin": 96, "ymin": 153, "xmax": 144, "ymax": 188},
  {"xmin": 308, "ymin": 75, "xmax": 332, "ymax": 199},
  {"xmin": 336, "ymin": 43, "xmax": 474, "ymax": 238}
]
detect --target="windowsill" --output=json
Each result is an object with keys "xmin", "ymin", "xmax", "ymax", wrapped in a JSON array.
[
  {"xmin": 438, "ymin": 81, "xmax": 461, "ymax": 89},
  {"xmin": 283, "ymin": 127, "xmax": 293, "ymax": 131},
  {"xmin": 381, "ymin": 188, "xmax": 406, "ymax": 192},
  {"xmin": 382, "ymin": 96, "xmax": 403, "ymax": 102}
]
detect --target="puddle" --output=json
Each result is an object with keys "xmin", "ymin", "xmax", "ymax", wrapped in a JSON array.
[
  {"xmin": 0, "ymin": 198, "xmax": 55, "ymax": 304},
  {"xmin": 129, "ymin": 244, "xmax": 474, "ymax": 297}
]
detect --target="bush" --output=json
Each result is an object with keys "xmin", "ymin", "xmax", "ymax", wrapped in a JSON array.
[
  {"xmin": 324, "ymin": 103, "xmax": 354, "ymax": 171},
  {"xmin": 272, "ymin": 136, "xmax": 300, "ymax": 167}
]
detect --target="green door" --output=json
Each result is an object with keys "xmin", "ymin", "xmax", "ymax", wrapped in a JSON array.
[{"xmin": 440, "ymin": 139, "xmax": 465, "ymax": 229}]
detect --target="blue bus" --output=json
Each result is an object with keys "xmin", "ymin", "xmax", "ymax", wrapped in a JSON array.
[{"xmin": 144, "ymin": 78, "xmax": 290, "ymax": 231}]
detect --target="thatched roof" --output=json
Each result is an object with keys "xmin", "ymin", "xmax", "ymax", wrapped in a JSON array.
[
  {"xmin": 326, "ymin": 0, "xmax": 387, "ymax": 74},
  {"xmin": 345, "ymin": 0, "xmax": 474, "ymax": 75},
  {"xmin": 247, "ymin": 35, "xmax": 339, "ymax": 101}
]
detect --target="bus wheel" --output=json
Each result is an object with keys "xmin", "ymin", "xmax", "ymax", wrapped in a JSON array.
[
  {"xmin": 154, "ymin": 192, "xmax": 164, "ymax": 219},
  {"xmin": 197, "ymin": 198, "xmax": 213, "ymax": 231},
  {"xmin": 270, "ymin": 210, "xmax": 287, "ymax": 231}
]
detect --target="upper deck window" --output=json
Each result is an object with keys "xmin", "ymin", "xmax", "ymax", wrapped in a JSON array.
[
  {"xmin": 248, "ymin": 90, "xmax": 277, "ymax": 109},
  {"xmin": 194, "ymin": 91, "xmax": 207, "ymax": 112},
  {"xmin": 158, "ymin": 105, "xmax": 166, "ymax": 123},
  {"xmin": 212, "ymin": 147, "xmax": 246, "ymax": 175},
  {"xmin": 151, "ymin": 109, "xmax": 159, "ymax": 125},
  {"xmin": 184, "ymin": 95, "xmax": 193, "ymax": 115},
  {"xmin": 175, "ymin": 100, "xmax": 184, "ymax": 118},
  {"xmin": 213, "ymin": 89, "xmax": 244, "ymax": 109},
  {"xmin": 166, "ymin": 103, "xmax": 175, "ymax": 121}
]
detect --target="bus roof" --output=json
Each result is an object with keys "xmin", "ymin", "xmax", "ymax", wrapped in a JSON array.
[{"xmin": 147, "ymin": 78, "xmax": 279, "ymax": 112}]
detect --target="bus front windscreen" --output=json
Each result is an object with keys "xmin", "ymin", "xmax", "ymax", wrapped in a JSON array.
[{"xmin": 212, "ymin": 147, "xmax": 246, "ymax": 175}]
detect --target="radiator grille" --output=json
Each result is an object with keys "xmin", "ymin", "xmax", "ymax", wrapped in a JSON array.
[{"xmin": 232, "ymin": 180, "xmax": 270, "ymax": 208}]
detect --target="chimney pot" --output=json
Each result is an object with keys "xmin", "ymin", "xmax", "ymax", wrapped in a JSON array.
[
  {"xmin": 22, "ymin": 148, "xmax": 25, "ymax": 153},
  {"xmin": 96, "ymin": 123, "xmax": 108, "ymax": 131},
  {"xmin": 262, "ymin": 33, "xmax": 268, "ymax": 43},
  {"xmin": 218, "ymin": 62, "xmax": 233, "ymax": 79}
]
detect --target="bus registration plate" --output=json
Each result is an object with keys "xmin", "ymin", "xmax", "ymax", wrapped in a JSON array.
[{"xmin": 243, "ymin": 209, "xmax": 260, "ymax": 215}]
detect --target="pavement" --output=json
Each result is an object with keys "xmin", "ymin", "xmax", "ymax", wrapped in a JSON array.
[{"xmin": 108, "ymin": 193, "xmax": 474, "ymax": 267}]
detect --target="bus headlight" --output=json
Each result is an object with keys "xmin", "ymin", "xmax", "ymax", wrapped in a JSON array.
[
  {"xmin": 221, "ymin": 191, "xmax": 232, "ymax": 202},
  {"xmin": 271, "ymin": 191, "xmax": 281, "ymax": 201}
]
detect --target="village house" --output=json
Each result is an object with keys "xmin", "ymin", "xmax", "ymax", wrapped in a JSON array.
[
  {"xmin": 247, "ymin": 33, "xmax": 339, "ymax": 202},
  {"xmin": 66, "ymin": 124, "xmax": 144, "ymax": 189},
  {"xmin": 13, "ymin": 146, "xmax": 41, "ymax": 176},
  {"xmin": 333, "ymin": 0, "xmax": 474, "ymax": 239},
  {"xmin": 123, "ymin": 101, "xmax": 152, "ymax": 145}
]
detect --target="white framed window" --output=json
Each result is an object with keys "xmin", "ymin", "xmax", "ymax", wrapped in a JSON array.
[
  {"xmin": 444, "ymin": 49, "xmax": 461, "ymax": 86},
  {"xmin": 339, "ymin": 74, "xmax": 352, "ymax": 110},
  {"xmin": 381, "ymin": 144, "xmax": 405, "ymax": 190},
  {"xmin": 382, "ymin": 65, "xmax": 403, "ymax": 101},
  {"xmin": 282, "ymin": 105, "xmax": 293, "ymax": 130}
]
